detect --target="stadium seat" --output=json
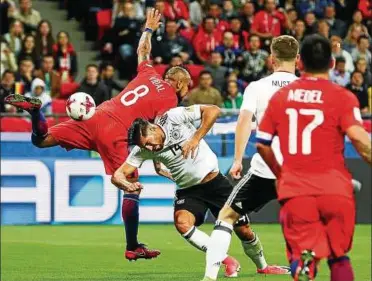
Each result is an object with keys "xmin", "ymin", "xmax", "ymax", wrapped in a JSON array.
[
  {"xmin": 60, "ymin": 82, "xmax": 80, "ymax": 99},
  {"xmin": 96, "ymin": 9, "xmax": 112, "ymax": 40},
  {"xmin": 0, "ymin": 117, "xmax": 32, "ymax": 132},
  {"xmin": 154, "ymin": 64, "xmax": 168, "ymax": 77},
  {"xmin": 187, "ymin": 65, "xmax": 204, "ymax": 88},
  {"xmin": 52, "ymin": 99, "xmax": 67, "ymax": 114}
]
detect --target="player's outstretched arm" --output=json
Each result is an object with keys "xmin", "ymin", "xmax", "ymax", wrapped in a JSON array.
[
  {"xmin": 111, "ymin": 162, "xmax": 143, "ymax": 192},
  {"xmin": 153, "ymin": 160, "xmax": 174, "ymax": 181},
  {"xmin": 137, "ymin": 8, "xmax": 161, "ymax": 65},
  {"xmin": 256, "ymin": 143, "xmax": 282, "ymax": 178},
  {"xmin": 230, "ymin": 110, "xmax": 254, "ymax": 180},
  {"xmin": 182, "ymin": 105, "xmax": 221, "ymax": 159},
  {"xmin": 346, "ymin": 125, "xmax": 372, "ymax": 165}
]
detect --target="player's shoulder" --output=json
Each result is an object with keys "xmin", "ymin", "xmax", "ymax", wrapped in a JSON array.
[{"xmin": 321, "ymin": 80, "xmax": 359, "ymax": 105}]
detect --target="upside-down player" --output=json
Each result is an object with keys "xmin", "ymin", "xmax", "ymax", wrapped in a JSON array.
[
  {"xmin": 5, "ymin": 9, "xmax": 191, "ymax": 261},
  {"xmin": 202, "ymin": 34, "xmax": 371, "ymax": 281}
]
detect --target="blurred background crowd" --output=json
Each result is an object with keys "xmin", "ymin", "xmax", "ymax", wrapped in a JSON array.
[{"xmin": 0, "ymin": 0, "xmax": 371, "ymax": 132}]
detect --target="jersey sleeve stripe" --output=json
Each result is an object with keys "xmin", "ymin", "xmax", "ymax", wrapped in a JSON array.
[
  {"xmin": 256, "ymin": 137, "xmax": 273, "ymax": 146},
  {"xmin": 256, "ymin": 131, "xmax": 273, "ymax": 141}
]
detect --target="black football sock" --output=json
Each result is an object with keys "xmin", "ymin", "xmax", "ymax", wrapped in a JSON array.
[
  {"xmin": 122, "ymin": 194, "xmax": 140, "ymax": 251},
  {"xmin": 30, "ymin": 110, "xmax": 48, "ymax": 145}
]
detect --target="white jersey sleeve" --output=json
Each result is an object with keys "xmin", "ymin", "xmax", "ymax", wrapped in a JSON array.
[
  {"xmin": 240, "ymin": 82, "xmax": 258, "ymax": 114},
  {"xmin": 166, "ymin": 105, "xmax": 202, "ymax": 124},
  {"xmin": 126, "ymin": 146, "xmax": 150, "ymax": 168}
]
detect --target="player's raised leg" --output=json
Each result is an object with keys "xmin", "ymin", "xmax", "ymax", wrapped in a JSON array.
[
  {"xmin": 174, "ymin": 209, "xmax": 240, "ymax": 278},
  {"xmin": 5, "ymin": 95, "xmax": 58, "ymax": 147}
]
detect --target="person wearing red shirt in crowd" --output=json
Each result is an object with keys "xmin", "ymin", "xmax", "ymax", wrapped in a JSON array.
[
  {"xmin": 358, "ymin": 0, "xmax": 372, "ymax": 19},
  {"xmin": 229, "ymin": 17, "xmax": 249, "ymax": 50},
  {"xmin": 251, "ymin": 0, "xmax": 289, "ymax": 48},
  {"xmin": 163, "ymin": 0, "xmax": 189, "ymax": 21},
  {"xmin": 52, "ymin": 31, "xmax": 77, "ymax": 82},
  {"xmin": 193, "ymin": 16, "xmax": 222, "ymax": 63},
  {"xmin": 207, "ymin": 3, "xmax": 230, "ymax": 34},
  {"xmin": 5, "ymin": 9, "xmax": 192, "ymax": 262},
  {"xmin": 256, "ymin": 34, "xmax": 371, "ymax": 281}
]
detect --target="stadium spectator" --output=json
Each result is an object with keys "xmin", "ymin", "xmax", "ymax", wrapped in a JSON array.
[
  {"xmin": 34, "ymin": 55, "xmax": 61, "ymax": 98},
  {"xmin": 330, "ymin": 35, "xmax": 354, "ymax": 72},
  {"xmin": 280, "ymin": 0, "xmax": 295, "ymax": 10},
  {"xmin": 193, "ymin": 16, "xmax": 222, "ymax": 63},
  {"xmin": 343, "ymin": 23, "xmax": 364, "ymax": 53},
  {"xmin": 3, "ymin": 19, "xmax": 23, "ymax": 56},
  {"xmin": 225, "ymin": 71, "xmax": 247, "ymax": 93},
  {"xmin": 317, "ymin": 19, "xmax": 330, "ymax": 39},
  {"xmin": 286, "ymin": 8, "xmax": 298, "ymax": 27},
  {"xmin": 168, "ymin": 54, "xmax": 183, "ymax": 66},
  {"xmin": 152, "ymin": 0, "xmax": 166, "ymax": 38},
  {"xmin": 215, "ymin": 31, "xmax": 242, "ymax": 70},
  {"xmin": 329, "ymin": 56, "xmax": 350, "ymax": 87},
  {"xmin": 53, "ymin": 31, "xmax": 78, "ymax": 82},
  {"xmin": 187, "ymin": 70, "xmax": 223, "ymax": 107},
  {"xmin": 297, "ymin": 0, "xmax": 330, "ymax": 18},
  {"xmin": 346, "ymin": 71, "xmax": 370, "ymax": 114},
  {"xmin": 163, "ymin": 0, "xmax": 189, "ymax": 22},
  {"xmin": 0, "ymin": 0, "xmax": 16, "ymax": 35},
  {"xmin": 15, "ymin": 57, "xmax": 34, "ymax": 93},
  {"xmin": 221, "ymin": 0, "xmax": 238, "ymax": 20},
  {"xmin": 153, "ymin": 19, "xmax": 193, "ymax": 64},
  {"xmin": 99, "ymin": 62, "xmax": 123, "ymax": 98},
  {"xmin": 205, "ymin": 51, "xmax": 228, "ymax": 92},
  {"xmin": 239, "ymin": 34, "xmax": 269, "ymax": 82},
  {"xmin": 189, "ymin": 0, "xmax": 208, "ymax": 27},
  {"xmin": 351, "ymin": 10, "xmax": 370, "ymax": 36},
  {"xmin": 25, "ymin": 78, "xmax": 51, "ymax": 114},
  {"xmin": 11, "ymin": 0, "xmax": 41, "ymax": 32},
  {"xmin": 112, "ymin": 0, "xmax": 144, "ymax": 22},
  {"xmin": 304, "ymin": 11, "xmax": 317, "ymax": 35},
  {"xmin": 229, "ymin": 16, "xmax": 249, "ymax": 50},
  {"xmin": 0, "ymin": 70, "xmax": 15, "ymax": 113},
  {"xmin": 239, "ymin": 2, "xmax": 255, "ymax": 32},
  {"xmin": 324, "ymin": 4, "xmax": 346, "ymax": 37},
  {"xmin": 251, "ymin": 0, "xmax": 289, "ymax": 49},
  {"xmin": 355, "ymin": 58, "xmax": 372, "ymax": 89},
  {"xmin": 17, "ymin": 34, "xmax": 39, "ymax": 68},
  {"xmin": 291, "ymin": 19, "xmax": 306, "ymax": 44},
  {"xmin": 78, "ymin": 64, "xmax": 109, "ymax": 106},
  {"xmin": 223, "ymin": 80, "xmax": 243, "ymax": 109},
  {"xmin": 1, "ymin": 39, "xmax": 18, "ymax": 76},
  {"xmin": 35, "ymin": 20, "xmax": 54, "ymax": 58},
  {"xmin": 358, "ymin": 0, "xmax": 372, "ymax": 20},
  {"xmin": 351, "ymin": 35, "xmax": 371, "ymax": 66},
  {"xmin": 207, "ymin": 3, "xmax": 229, "ymax": 33}
]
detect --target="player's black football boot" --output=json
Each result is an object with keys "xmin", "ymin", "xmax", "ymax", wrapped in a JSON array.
[
  {"xmin": 4, "ymin": 94, "xmax": 42, "ymax": 112},
  {"xmin": 125, "ymin": 243, "xmax": 161, "ymax": 261},
  {"xmin": 294, "ymin": 250, "xmax": 316, "ymax": 281}
]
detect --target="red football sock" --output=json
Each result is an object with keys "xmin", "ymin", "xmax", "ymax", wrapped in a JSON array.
[
  {"xmin": 122, "ymin": 194, "xmax": 139, "ymax": 251},
  {"xmin": 328, "ymin": 256, "xmax": 354, "ymax": 281}
]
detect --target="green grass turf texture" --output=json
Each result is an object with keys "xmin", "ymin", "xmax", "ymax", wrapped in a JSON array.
[{"xmin": 1, "ymin": 224, "xmax": 371, "ymax": 281}]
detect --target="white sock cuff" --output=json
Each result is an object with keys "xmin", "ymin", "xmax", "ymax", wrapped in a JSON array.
[
  {"xmin": 215, "ymin": 220, "xmax": 233, "ymax": 234},
  {"xmin": 182, "ymin": 226, "xmax": 196, "ymax": 239}
]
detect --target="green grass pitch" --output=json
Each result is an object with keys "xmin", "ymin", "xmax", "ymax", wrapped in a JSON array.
[{"xmin": 1, "ymin": 224, "xmax": 371, "ymax": 281}]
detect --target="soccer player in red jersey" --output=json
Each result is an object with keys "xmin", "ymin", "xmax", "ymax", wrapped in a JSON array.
[
  {"xmin": 255, "ymin": 34, "xmax": 372, "ymax": 281},
  {"xmin": 5, "ymin": 9, "xmax": 191, "ymax": 261}
]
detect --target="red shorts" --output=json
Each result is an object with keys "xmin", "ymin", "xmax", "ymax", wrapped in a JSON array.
[
  {"xmin": 49, "ymin": 110, "xmax": 136, "ymax": 176},
  {"xmin": 280, "ymin": 195, "xmax": 355, "ymax": 261}
]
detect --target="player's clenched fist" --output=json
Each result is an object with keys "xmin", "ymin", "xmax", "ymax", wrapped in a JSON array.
[
  {"xmin": 182, "ymin": 137, "xmax": 199, "ymax": 159},
  {"xmin": 229, "ymin": 161, "xmax": 243, "ymax": 180},
  {"xmin": 145, "ymin": 8, "xmax": 162, "ymax": 31}
]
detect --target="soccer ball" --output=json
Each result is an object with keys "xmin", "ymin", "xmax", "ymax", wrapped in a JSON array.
[{"xmin": 66, "ymin": 92, "xmax": 96, "ymax": 121}]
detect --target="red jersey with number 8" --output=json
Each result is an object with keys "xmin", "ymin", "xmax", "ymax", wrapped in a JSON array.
[
  {"xmin": 99, "ymin": 61, "xmax": 178, "ymax": 127},
  {"xmin": 257, "ymin": 76, "xmax": 363, "ymax": 201}
]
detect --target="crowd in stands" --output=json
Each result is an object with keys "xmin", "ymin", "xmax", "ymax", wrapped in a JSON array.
[{"xmin": 0, "ymin": 0, "xmax": 371, "ymax": 132}]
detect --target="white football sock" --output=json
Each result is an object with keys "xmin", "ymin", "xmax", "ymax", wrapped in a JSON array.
[
  {"xmin": 241, "ymin": 232, "xmax": 268, "ymax": 270},
  {"xmin": 205, "ymin": 220, "xmax": 233, "ymax": 280},
  {"xmin": 183, "ymin": 226, "xmax": 229, "ymax": 259}
]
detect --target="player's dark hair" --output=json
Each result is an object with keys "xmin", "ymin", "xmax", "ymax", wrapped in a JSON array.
[
  {"xmin": 86, "ymin": 64, "xmax": 98, "ymax": 71},
  {"xmin": 199, "ymin": 70, "xmax": 212, "ymax": 78},
  {"xmin": 2, "ymin": 70, "xmax": 15, "ymax": 80},
  {"xmin": 128, "ymin": 118, "xmax": 150, "ymax": 146},
  {"xmin": 300, "ymin": 34, "xmax": 332, "ymax": 73}
]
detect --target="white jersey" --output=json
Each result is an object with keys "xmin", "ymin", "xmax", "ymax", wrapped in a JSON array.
[
  {"xmin": 241, "ymin": 72, "xmax": 298, "ymax": 179},
  {"xmin": 126, "ymin": 106, "xmax": 219, "ymax": 189}
]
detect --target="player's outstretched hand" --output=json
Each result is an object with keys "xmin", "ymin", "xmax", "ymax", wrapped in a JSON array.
[
  {"xmin": 229, "ymin": 161, "xmax": 243, "ymax": 180},
  {"xmin": 182, "ymin": 137, "xmax": 199, "ymax": 159},
  {"xmin": 145, "ymin": 8, "xmax": 162, "ymax": 31}
]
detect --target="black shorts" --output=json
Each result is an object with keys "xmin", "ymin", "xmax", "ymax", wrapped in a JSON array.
[
  {"xmin": 174, "ymin": 173, "xmax": 249, "ymax": 226},
  {"xmin": 226, "ymin": 171, "xmax": 277, "ymax": 215}
]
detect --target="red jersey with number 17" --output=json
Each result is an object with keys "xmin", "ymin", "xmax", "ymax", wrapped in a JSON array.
[
  {"xmin": 99, "ymin": 61, "xmax": 178, "ymax": 129},
  {"xmin": 257, "ymin": 76, "xmax": 363, "ymax": 201}
]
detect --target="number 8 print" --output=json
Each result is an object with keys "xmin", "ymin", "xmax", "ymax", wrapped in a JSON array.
[{"xmin": 121, "ymin": 85, "xmax": 150, "ymax": 106}]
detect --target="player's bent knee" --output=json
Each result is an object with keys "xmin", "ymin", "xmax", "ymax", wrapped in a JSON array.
[
  {"xmin": 174, "ymin": 210, "xmax": 196, "ymax": 235},
  {"xmin": 218, "ymin": 205, "xmax": 240, "ymax": 224},
  {"xmin": 234, "ymin": 224, "xmax": 255, "ymax": 241}
]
